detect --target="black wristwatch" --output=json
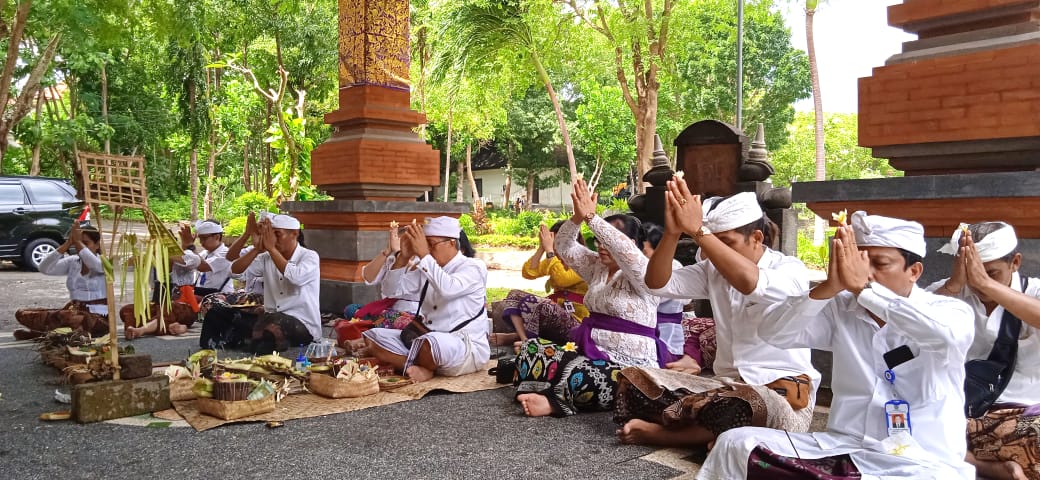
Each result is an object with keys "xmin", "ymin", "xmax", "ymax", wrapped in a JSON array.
[
  {"xmin": 546, "ymin": 252, "xmax": 556, "ymax": 259},
  {"xmin": 185, "ymin": 245, "xmax": 196, "ymax": 251}
]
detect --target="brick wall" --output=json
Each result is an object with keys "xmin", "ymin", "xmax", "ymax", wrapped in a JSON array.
[
  {"xmin": 889, "ymin": 0, "xmax": 1034, "ymax": 29},
  {"xmin": 859, "ymin": 43, "xmax": 1040, "ymax": 148}
]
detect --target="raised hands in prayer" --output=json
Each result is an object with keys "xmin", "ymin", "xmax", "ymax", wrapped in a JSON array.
[
  {"xmin": 833, "ymin": 225, "xmax": 872, "ymax": 296},
  {"xmin": 569, "ymin": 178, "xmax": 598, "ymax": 224},
  {"xmin": 663, "ymin": 179, "xmax": 703, "ymax": 237}
]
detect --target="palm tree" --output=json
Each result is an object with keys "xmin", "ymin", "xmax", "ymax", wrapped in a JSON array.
[
  {"xmin": 806, "ymin": 0, "xmax": 827, "ymax": 246},
  {"xmin": 432, "ymin": 0, "xmax": 579, "ymax": 182}
]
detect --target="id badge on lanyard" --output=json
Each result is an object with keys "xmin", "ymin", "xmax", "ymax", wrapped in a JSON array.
[
  {"xmin": 562, "ymin": 300, "xmax": 576, "ymax": 313},
  {"xmin": 883, "ymin": 369, "xmax": 912, "ymax": 436}
]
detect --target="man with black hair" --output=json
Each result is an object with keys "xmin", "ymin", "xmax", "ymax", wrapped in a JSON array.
[
  {"xmin": 929, "ymin": 221, "xmax": 1040, "ymax": 480},
  {"xmin": 698, "ymin": 211, "xmax": 975, "ymax": 479},
  {"xmin": 615, "ymin": 181, "xmax": 819, "ymax": 450}
]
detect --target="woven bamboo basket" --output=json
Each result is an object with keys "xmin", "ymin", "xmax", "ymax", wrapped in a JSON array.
[
  {"xmin": 169, "ymin": 378, "xmax": 196, "ymax": 401},
  {"xmin": 308, "ymin": 372, "xmax": 379, "ymax": 399},
  {"xmin": 213, "ymin": 381, "xmax": 252, "ymax": 401},
  {"xmin": 196, "ymin": 396, "xmax": 275, "ymax": 420}
]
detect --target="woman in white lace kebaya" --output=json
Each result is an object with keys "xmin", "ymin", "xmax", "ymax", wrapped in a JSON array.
[{"xmin": 514, "ymin": 179, "xmax": 667, "ymax": 417}]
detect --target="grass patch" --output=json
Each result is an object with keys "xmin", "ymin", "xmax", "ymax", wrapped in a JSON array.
[{"xmin": 486, "ymin": 287, "xmax": 541, "ymax": 303}]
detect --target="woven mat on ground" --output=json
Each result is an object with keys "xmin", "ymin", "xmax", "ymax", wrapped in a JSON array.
[{"xmin": 171, "ymin": 361, "xmax": 506, "ymax": 431}]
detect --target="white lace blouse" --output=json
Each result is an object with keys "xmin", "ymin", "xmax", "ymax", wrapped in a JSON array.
[{"xmin": 555, "ymin": 216, "xmax": 660, "ymax": 367}]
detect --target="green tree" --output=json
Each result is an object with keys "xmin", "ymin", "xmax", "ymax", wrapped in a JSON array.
[
  {"xmin": 770, "ymin": 112, "xmax": 899, "ymax": 187},
  {"xmin": 433, "ymin": 0, "xmax": 579, "ymax": 182}
]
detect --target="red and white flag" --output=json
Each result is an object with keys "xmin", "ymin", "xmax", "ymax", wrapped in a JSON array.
[{"xmin": 76, "ymin": 205, "xmax": 91, "ymax": 223}]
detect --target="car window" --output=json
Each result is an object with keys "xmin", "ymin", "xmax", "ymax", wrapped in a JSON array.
[
  {"xmin": 26, "ymin": 180, "xmax": 74, "ymax": 204},
  {"xmin": 0, "ymin": 183, "xmax": 26, "ymax": 205}
]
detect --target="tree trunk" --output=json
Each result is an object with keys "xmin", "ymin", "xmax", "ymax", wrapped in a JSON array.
[
  {"xmin": 101, "ymin": 61, "xmax": 109, "ymax": 154},
  {"xmin": 806, "ymin": 6, "xmax": 827, "ymax": 246},
  {"xmin": 533, "ymin": 54, "xmax": 578, "ymax": 183},
  {"xmin": 455, "ymin": 141, "xmax": 464, "ymax": 202},
  {"xmin": 443, "ymin": 112, "xmax": 452, "ymax": 202},
  {"xmin": 502, "ymin": 154, "xmax": 512, "ymax": 210},
  {"xmin": 243, "ymin": 138, "xmax": 251, "ymax": 192},
  {"xmin": 29, "ymin": 90, "xmax": 42, "ymax": 175},
  {"xmin": 465, "ymin": 143, "xmax": 480, "ymax": 207},
  {"xmin": 526, "ymin": 173, "xmax": 535, "ymax": 206},
  {"xmin": 189, "ymin": 148, "xmax": 199, "ymax": 221},
  {"xmin": 203, "ymin": 137, "xmax": 217, "ymax": 219}
]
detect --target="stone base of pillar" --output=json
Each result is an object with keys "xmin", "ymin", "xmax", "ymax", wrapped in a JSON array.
[{"xmin": 282, "ymin": 199, "xmax": 470, "ymax": 313}]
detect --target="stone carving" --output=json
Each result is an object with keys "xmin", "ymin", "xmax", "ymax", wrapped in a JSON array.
[{"xmin": 338, "ymin": 0, "xmax": 411, "ymax": 90}]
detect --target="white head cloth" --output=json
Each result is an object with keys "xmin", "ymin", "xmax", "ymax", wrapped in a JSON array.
[
  {"xmin": 195, "ymin": 220, "xmax": 223, "ymax": 235},
  {"xmin": 937, "ymin": 222, "xmax": 1018, "ymax": 262},
  {"xmin": 424, "ymin": 216, "xmax": 461, "ymax": 239},
  {"xmin": 270, "ymin": 214, "xmax": 301, "ymax": 230},
  {"xmin": 702, "ymin": 192, "xmax": 762, "ymax": 233},
  {"xmin": 850, "ymin": 211, "xmax": 926, "ymax": 258}
]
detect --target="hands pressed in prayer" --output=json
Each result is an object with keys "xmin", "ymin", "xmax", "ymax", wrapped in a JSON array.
[
  {"xmin": 960, "ymin": 231, "xmax": 996, "ymax": 292},
  {"xmin": 538, "ymin": 224, "xmax": 554, "ymax": 253},
  {"xmin": 833, "ymin": 225, "xmax": 872, "ymax": 295},
  {"xmin": 388, "ymin": 225, "xmax": 402, "ymax": 254},
  {"xmin": 570, "ymin": 178, "xmax": 598, "ymax": 223},
  {"xmin": 254, "ymin": 219, "xmax": 273, "ymax": 253},
  {"xmin": 664, "ymin": 179, "xmax": 703, "ymax": 237},
  {"xmin": 404, "ymin": 223, "xmax": 430, "ymax": 258},
  {"xmin": 245, "ymin": 212, "xmax": 258, "ymax": 237}
]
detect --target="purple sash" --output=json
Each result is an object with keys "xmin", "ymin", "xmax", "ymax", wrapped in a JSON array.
[
  {"xmin": 548, "ymin": 290, "xmax": 585, "ymax": 305},
  {"xmin": 569, "ymin": 311, "xmax": 670, "ymax": 367},
  {"xmin": 656, "ymin": 312, "xmax": 682, "ymax": 324}
]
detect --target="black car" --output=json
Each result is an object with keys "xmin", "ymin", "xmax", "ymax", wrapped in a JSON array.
[{"xmin": 0, "ymin": 175, "xmax": 86, "ymax": 271}]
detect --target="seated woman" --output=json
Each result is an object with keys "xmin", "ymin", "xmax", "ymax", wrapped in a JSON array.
[
  {"xmin": 514, "ymin": 179, "xmax": 666, "ymax": 418},
  {"xmin": 342, "ymin": 223, "xmax": 420, "ymax": 331},
  {"xmin": 362, "ymin": 216, "xmax": 489, "ymax": 382},
  {"xmin": 492, "ymin": 221, "xmax": 589, "ymax": 346},
  {"xmin": 14, "ymin": 225, "xmax": 109, "ymax": 340},
  {"xmin": 122, "ymin": 229, "xmax": 201, "ymax": 339}
]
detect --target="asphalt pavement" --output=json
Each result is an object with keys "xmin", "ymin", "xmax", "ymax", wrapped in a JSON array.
[{"xmin": 0, "ymin": 261, "xmax": 689, "ymax": 480}]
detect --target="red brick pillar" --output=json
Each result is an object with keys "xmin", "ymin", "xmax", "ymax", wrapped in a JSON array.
[{"xmin": 283, "ymin": 0, "xmax": 467, "ymax": 315}]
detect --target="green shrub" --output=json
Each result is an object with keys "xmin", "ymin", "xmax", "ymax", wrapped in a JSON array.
[
  {"xmin": 797, "ymin": 229, "xmax": 831, "ymax": 270},
  {"xmin": 225, "ymin": 216, "xmax": 247, "ymax": 237},
  {"xmin": 469, "ymin": 234, "xmax": 538, "ymax": 249},
  {"xmin": 228, "ymin": 191, "xmax": 278, "ymax": 217},
  {"xmin": 459, "ymin": 214, "xmax": 477, "ymax": 237},
  {"xmin": 150, "ymin": 197, "xmax": 192, "ymax": 222},
  {"xmin": 606, "ymin": 198, "xmax": 630, "ymax": 214}
]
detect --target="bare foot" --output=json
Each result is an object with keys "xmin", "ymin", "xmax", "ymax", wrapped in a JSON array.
[
  {"xmin": 168, "ymin": 323, "xmax": 188, "ymax": 335},
  {"xmin": 124, "ymin": 327, "xmax": 143, "ymax": 340},
  {"xmin": 1001, "ymin": 460, "xmax": 1028, "ymax": 480},
  {"xmin": 665, "ymin": 355, "xmax": 702, "ymax": 375},
  {"xmin": 517, "ymin": 393, "xmax": 553, "ymax": 417},
  {"xmin": 489, "ymin": 332, "xmax": 520, "ymax": 346},
  {"xmin": 405, "ymin": 365, "xmax": 434, "ymax": 383},
  {"xmin": 617, "ymin": 419, "xmax": 711, "ymax": 447}
]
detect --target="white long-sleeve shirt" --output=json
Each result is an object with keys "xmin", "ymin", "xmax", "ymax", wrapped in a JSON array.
[
  {"xmin": 243, "ymin": 245, "xmax": 321, "ymax": 340},
  {"xmin": 555, "ymin": 216, "xmax": 661, "ymax": 367},
  {"xmin": 926, "ymin": 272, "xmax": 1040, "ymax": 405},
  {"xmin": 38, "ymin": 248, "xmax": 107, "ymax": 314},
  {"xmin": 363, "ymin": 254, "xmax": 420, "ymax": 313},
  {"xmin": 385, "ymin": 252, "xmax": 488, "ymax": 334},
  {"xmin": 650, "ymin": 247, "xmax": 817, "ymax": 385},
  {"xmin": 759, "ymin": 283, "xmax": 975, "ymax": 477}
]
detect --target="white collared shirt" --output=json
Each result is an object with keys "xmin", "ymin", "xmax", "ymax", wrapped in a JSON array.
[
  {"xmin": 38, "ymin": 249, "xmax": 107, "ymax": 313},
  {"xmin": 195, "ymin": 244, "xmax": 233, "ymax": 292},
  {"xmin": 761, "ymin": 283, "xmax": 975, "ymax": 477},
  {"xmin": 926, "ymin": 272, "xmax": 1040, "ymax": 405},
  {"xmin": 364, "ymin": 254, "xmax": 419, "ymax": 313},
  {"xmin": 384, "ymin": 252, "xmax": 488, "ymax": 335},
  {"xmin": 170, "ymin": 249, "xmax": 200, "ymax": 286},
  {"xmin": 243, "ymin": 244, "xmax": 321, "ymax": 340},
  {"xmin": 650, "ymin": 247, "xmax": 818, "ymax": 385}
]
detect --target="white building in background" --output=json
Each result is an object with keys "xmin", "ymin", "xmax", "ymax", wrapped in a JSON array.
[{"xmin": 431, "ymin": 144, "xmax": 573, "ymax": 210}]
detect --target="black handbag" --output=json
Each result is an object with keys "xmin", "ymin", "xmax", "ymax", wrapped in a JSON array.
[
  {"xmin": 488, "ymin": 356, "xmax": 516, "ymax": 384},
  {"xmin": 399, "ymin": 281, "xmax": 486, "ymax": 348},
  {"xmin": 964, "ymin": 277, "xmax": 1027, "ymax": 418}
]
